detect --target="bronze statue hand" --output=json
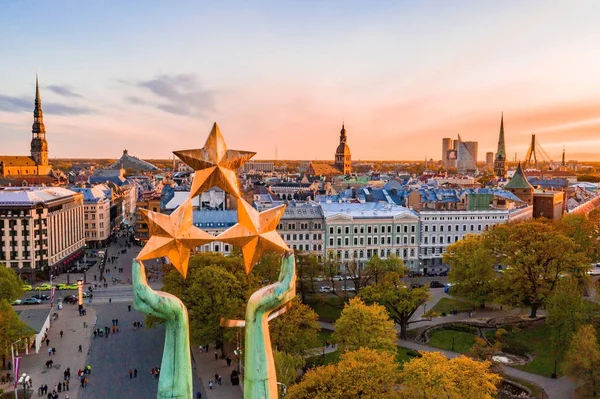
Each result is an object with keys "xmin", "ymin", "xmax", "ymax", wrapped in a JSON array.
[{"xmin": 132, "ymin": 259, "xmax": 193, "ymax": 399}]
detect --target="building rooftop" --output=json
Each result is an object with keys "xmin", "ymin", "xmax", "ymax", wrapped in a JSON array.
[
  {"xmin": 0, "ymin": 187, "xmax": 80, "ymax": 206},
  {"xmin": 320, "ymin": 201, "xmax": 418, "ymax": 219},
  {"xmin": 70, "ymin": 186, "xmax": 110, "ymax": 202},
  {"xmin": 108, "ymin": 149, "xmax": 158, "ymax": 172},
  {"xmin": 16, "ymin": 308, "xmax": 50, "ymax": 334},
  {"xmin": 282, "ymin": 202, "xmax": 324, "ymax": 219},
  {"xmin": 193, "ymin": 210, "xmax": 238, "ymax": 228}
]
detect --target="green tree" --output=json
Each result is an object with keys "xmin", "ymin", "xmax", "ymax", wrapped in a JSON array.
[
  {"xmin": 295, "ymin": 252, "xmax": 322, "ymax": 300},
  {"xmin": 270, "ymin": 298, "xmax": 321, "ymax": 356},
  {"xmin": 161, "ymin": 254, "xmax": 249, "ymax": 357},
  {"xmin": 400, "ymin": 351, "xmax": 501, "ymax": 399},
  {"xmin": 443, "ymin": 234, "xmax": 496, "ymax": 308},
  {"xmin": 0, "ymin": 299, "xmax": 32, "ymax": 368},
  {"xmin": 360, "ymin": 272, "xmax": 429, "ymax": 339},
  {"xmin": 546, "ymin": 278, "xmax": 587, "ymax": 359},
  {"xmin": 0, "ymin": 266, "xmax": 24, "ymax": 302},
  {"xmin": 563, "ymin": 324, "xmax": 600, "ymax": 397},
  {"xmin": 555, "ymin": 214, "xmax": 598, "ymax": 263},
  {"xmin": 485, "ymin": 220, "xmax": 588, "ymax": 317},
  {"xmin": 274, "ymin": 350, "xmax": 305, "ymax": 388},
  {"xmin": 286, "ymin": 348, "xmax": 401, "ymax": 399},
  {"xmin": 347, "ymin": 255, "xmax": 404, "ymax": 293},
  {"xmin": 332, "ymin": 297, "xmax": 397, "ymax": 353}
]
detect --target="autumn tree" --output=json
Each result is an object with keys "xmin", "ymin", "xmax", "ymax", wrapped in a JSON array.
[
  {"xmin": 555, "ymin": 214, "xmax": 598, "ymax": 263},
  {"xmin": 485, "ymin": 220, "xmax": 588, "ymax": 317},
  {"xmin": 0, "ymin": 266, "xmax": 24, "ymax": 302},
  {"xmin": 332, "ymin": 297, "xmax": 397, "ymax": 353},
  {"xmin": 546, "ymin": 278, "xmax": 587, "ymax": 358},
  {"xmin": 270, "ymin": 298, "xmax": 321, "ymax": 356},
  {"xmin": 0, "ymin": 299, "xmax": 32, "ymax": 368},
  {"xmin": 274, "ymin": 350, "xmax": 305, "ymax": 389},
  {"xmin": 286, "ymin": 348, "xmax": 401, "ymax": 399},
  {"xmin": 562, "ymin": 325, "xmax": 600, "ymax": 397},
  {"xmin": 360, "ymin": 272, "xmax": 429, "ymax": 339},
  {"xmin": 443, "ymin": 234, "xmax": 496, "ymax": 308},
  {"xmin": 400, "ymin": 351, "xmax": 501, "ymax": 399}
]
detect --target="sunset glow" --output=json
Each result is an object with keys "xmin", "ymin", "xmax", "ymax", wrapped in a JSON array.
[{"xmin": 1, "ymin": 1, "xmax": 600, "ymax": 161}]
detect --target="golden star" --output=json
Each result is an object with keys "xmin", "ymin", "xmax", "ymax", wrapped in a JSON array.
[
  {"xmin": 137, "ymin": 198, "xmax": 214, "ymax": 278},
  {"xmin": 217, "ymin": 198, "xmax": 289, "ymax": 274},
  {"xmin": 173, "ymin": 122, "xmax": 256, "ymax": 198}
]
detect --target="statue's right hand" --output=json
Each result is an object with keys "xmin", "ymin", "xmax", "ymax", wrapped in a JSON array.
[{"xmin": 133, "ymin": 259, "xmax": 168, "ymax": 319}]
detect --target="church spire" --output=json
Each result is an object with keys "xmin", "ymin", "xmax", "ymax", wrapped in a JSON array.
[
  {"xmin": 497, "ymin": 112, "xmax": 506, "ymax": 158},
  {"xmin": 32, "ymin": 74, "xmax": 45, "ymax": 135},
  {"xmin": 339, "ymin": 123, "xmax": 347, "ymax": 143}
]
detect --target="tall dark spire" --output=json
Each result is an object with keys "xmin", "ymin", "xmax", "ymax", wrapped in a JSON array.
[
  {"xmin": 494, "ymin": 113, "xmax": 507, "ymax": 178},
  {"xmin": 497, "ymin": 112, "xmax": 506, "ymax": 159},
  {"xmin": 339, "ymin": 123, "xmax": 346, "ymax": 144},
  {"xmin": 32, "ymin": 74, "xmax": 45, "ymax": 135},
  {"xmin": 31, "ymin": 75, "xmax": 48, "ymax": 166}
]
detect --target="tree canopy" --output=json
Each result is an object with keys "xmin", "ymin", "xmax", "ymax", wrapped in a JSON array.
[
  {"xmin": 562, "ymin": 324, "xmax": 600, "ymax": 397},
  {"xmin": 270, "ymin": 298, "xmax": 321, "ymax": 356},
  {"xmin": 0, "ymin": 266, "xmax": 24, "ymax": 302},
  {"xmin": 399, "ymin": 351, "xmax": 501, "ymax": 399},
  {"xmin": 485, "ymin": 220, "xmax": 588, "ymax": 317},
  {"xmin": 286, "ymin": 348, "xmax": 401, "ymax": 399},
  {"xmin": 332, "ymin": 297, "xmax": 397, "ymax": 353},
  {"xmin": 0, "ymin": 299, "xmax": 32, "ymax": 368},
  {"xmin": 274, "ymin": 349, "xmax": 305, "ymax": 389},
  {"xmin": 360, "ymin": 272, "xmax": 429, "ymax": 339},
  {"xmin": 443, "ymin": 234, "xmax": 496, "ymax": 308},
  {"xmin": 545, "ymin": 278, "xmax": 587, "ymax": 356}
]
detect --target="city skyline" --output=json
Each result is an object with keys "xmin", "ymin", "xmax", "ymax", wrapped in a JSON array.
[{"xmin": 2, "ymin": 1, "xmax": 600, "ymax": 161}]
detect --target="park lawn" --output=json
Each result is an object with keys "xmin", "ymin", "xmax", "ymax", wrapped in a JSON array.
[
  {"xmin": 306, "ymin": 346, "xmax": 418, "ymax": 369},
  {"xmin": 502, "ymin": 323, "xmax": 562, "ymax": 377},
  {"xmin": 396, "ymin": 346, "xmax": 420, "ymax": 365},
  {"xmin": 317, "ymin": 329, "xmax": 333, "ymax": 344},
  {"xmin": 428, "ymin": 329, "xmax": 476, "ymax": 354},
  {"xmin": 430, "ymin": 297, "xmax": 475, "ymax": 315},
  {"xmin": 306, "ymin": 296, "xmax": 345, "ymax": 322}
]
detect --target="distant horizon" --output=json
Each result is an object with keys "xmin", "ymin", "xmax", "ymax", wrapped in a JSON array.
[{"xmin": 2, "ymin": 1, "xmax": 600, "ymax": 161}]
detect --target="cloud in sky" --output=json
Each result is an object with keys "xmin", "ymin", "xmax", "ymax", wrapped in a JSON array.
[
  {"xmin": 46, "ymin": 85, "xmax": 83, "ymax": 98},
  {"xmin": 0, "ymin": 94, "xmax": 94, "ymax": 116},
  {"xmin": 127, "ymin": 74, "xmax": 216, "ymax": 117}
]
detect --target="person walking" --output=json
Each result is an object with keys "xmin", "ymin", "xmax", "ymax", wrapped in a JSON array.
[
  {"xmin": 134, "ymin": 369, "xmax": 138, "ymax": 378},
  {"xmin": 128, "ymin": 305, "xmax": 131, "ymax": 312},
  {"xmin": 79, "ymin": 345, "xmax": 82, "ymax": 353},
  {"xmin": 196, "ymin": 392, "xmax": 201, "ymax": 399},
  {"xmin": 129, "ymin": 369, "xmax": 133, "ymax": 379},
  {"xmin": 60, "ymin": 330, "xmax": 63, "ymax": 338},
  {"xmin": 214, "ymin": 352, "xmax": 218, "ymax": 361}
]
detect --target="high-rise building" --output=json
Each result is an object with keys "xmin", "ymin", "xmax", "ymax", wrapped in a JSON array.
[
  {"xmin": 0, "ymin": 187, "xmax": 85, "ymax": 282},
  {"xmin": 0, "ymin": 76, "xmax": 52, "ymax": 177},
  {"xmin": 456, "ymin": 135, "xmax": 478, "ymax": 174},
  {"xmin": 441, "ymin": 138, "xmax": 457, "ymax": 169},
  {"xmin": 334, "ymin": 124, "xmax": 352, "ymax": 175},
  {"xmin": 486, "ymin": 152, "xmax": 494, "ymax": 167},
  {"xmin": 494, "ymin": 114, "xmax": 508, "ymax": 178}
]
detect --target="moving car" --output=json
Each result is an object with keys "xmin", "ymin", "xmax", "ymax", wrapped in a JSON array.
[
  {"xmin": 64, "ymin": 295, "xmax": 78, "ymax": 304},
  {"xmin": 32, "ymin": 294, "xmax": 50, "ymax": 301},
  {"xmin": 82, "ymin": 292, "xmax": 93, "ymax": 299},
  {"xmin": 21, "ymin": 284, "xmax": 33, "ymax": 291},
  {"xmin": 23, "ymin": 298, "xmax": 42, "ymax": 305}
]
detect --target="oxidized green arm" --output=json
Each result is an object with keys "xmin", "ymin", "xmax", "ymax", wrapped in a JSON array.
[
  {"xmin": 132, "ymin": 259, "xmax": 193, "ymax": 399},
  {"xmin": 244, "ymin": 252, "xmax": 296, "ymax": 399}
]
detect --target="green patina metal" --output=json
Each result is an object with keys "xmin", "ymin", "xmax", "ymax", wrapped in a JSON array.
[
  {"xmin": 243, "ymin": 253, "xmax": 296, "ymax": 398},
  {"xmin": 133, "ymin": 259, "xmax": 193, "ymax": 399}
]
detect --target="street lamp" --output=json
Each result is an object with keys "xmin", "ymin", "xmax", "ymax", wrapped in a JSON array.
[
  {"xmin": 17, "ymin": 373, "xmax": 30, "ymax": 399},
  {"xmin": 11, "ymin": 338, "xmax": 21, "ymax": 399}
]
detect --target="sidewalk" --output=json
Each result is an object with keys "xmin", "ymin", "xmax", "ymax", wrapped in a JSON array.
[
  {"xmin": 191, "ymin": 347, "xmax": 243, "ymax": 399},
  {"xmin": 13, "ymin": 303, "xmax": 96, "ymax": 398}
]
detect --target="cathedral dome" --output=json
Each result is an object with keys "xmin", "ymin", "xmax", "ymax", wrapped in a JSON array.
[{"xmin": 336, "ymin": 143, "xmax": 351, "ymax": 155}]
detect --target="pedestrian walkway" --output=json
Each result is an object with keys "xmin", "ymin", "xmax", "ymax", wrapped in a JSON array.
[
  {"xmin": 191, "ymin": 347, "xmax": 243, "ymax": 399},
  {"xmin": 14, "ymin": 303, "xmax": 96, "ymax": 397}
]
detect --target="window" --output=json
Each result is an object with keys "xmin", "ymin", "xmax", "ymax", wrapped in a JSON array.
[
  {"xmin": 374, "ymin": 237, "xmax": 378, "ymax": 245},
  {"xmin": 367, "ymin": 226, "xmax": 372, "ymax": 233},
  {"xmin": 403, "ymin": 236, "xmax": 408, "ymax": 245},
  {"xmin": 411, "ymin": 236, "xmax": 415, "ymax": 244},
  {"xmin": 403, "ymin": 225, "xmax": 408, "ymax": 233},
  {"xmin": 337, "ymin": 227, "xmax": 342, "ymax": 235},
  {"xmin": 374, "ymin": 226, "xmax": 378, "ymax": 234},
  {"xmin": 424, "ymin": 237, "xmax": 428, "ymax": 244},
  {"xmin": 387, "ymin": 225, "xmax": 392, "ymax": 233},
  {"xmin": 329, "ymin": 238, "xmax": 334, "ymax": 246},
  {"xmin": 411, "ymin": 225, "xmax": 415, "ymax": 233},
  {"xmin": 432, "ymin": 237, "xmax": 436, "ymax": 244},
  {"xmin": 329, "ymin": 227, "xmax": 334, "ymax": 234},
  {"xmin": 337, "ymin": 238, "xmax": 341, "ymax": 246},
  {"xmin": 345, "ymin": 226, "xmax": 349, "ymax": 234},
  {"xmin": 344, "ymin": 238, "xmax": 349, "ymax": 246},
  {"xmin": 367, "ymin": 237, "xmax": 372, "ymax": 245},
  {"xmin": 424, "ymin": 226, "xmax": 429, "ymax": 232}
]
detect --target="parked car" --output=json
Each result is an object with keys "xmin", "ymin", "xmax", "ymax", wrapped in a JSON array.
[
  {"xmin": 429, "ymin": 281, "xmax": 445, "ymax": 288},
  {"xmin": 410, "ymin": 283, "xmax": 424, "ymax": 289},
  {"xmin": 34, "ymin": 283, "xmax": 52, "ymax": 291},
  {"xmin": 32, "ymin": 294, "xmax": 50, "ymax": 301},
  {"xmin": 333, "ymin": 275, "xmax": 344, "ymax": 281},
  {"xmin": 64, "ymin": 295, "xmax": 78, "ymax": 304},
  {"xmin": 21, "ymin": 284, "xmax": 33, "ymax": 291},
  {"xmin": 343, "ymin": 286, "xmax": 356, "ymax": 292},
  {"xmin": 23, "ymin": 298, "xmax": 42, "ymax": 305},
  {"xmin": 58, "ymin": 283, "xmax": 79, "ymax": 290},
  {"xmin": 319, "ymin": 286, "xmax": 333, "ymax": 293},
  {"xmin": 11, "ymin": 299, "xmax": 22, "ymax": 306}
]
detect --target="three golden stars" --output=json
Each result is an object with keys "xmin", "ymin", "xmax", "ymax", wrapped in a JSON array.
[{"xmin": 137, "ymin": 122, "xmax": 289, "ymax": 277}]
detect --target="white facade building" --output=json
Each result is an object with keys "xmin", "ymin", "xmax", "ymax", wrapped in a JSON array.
[
  {"xmin": 321, "ymin": 202, "xmax": 420, "ymax": 270},
  {"xmin": 0, "ymin": 187, "xmax": 85, "ymax": 282}
]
